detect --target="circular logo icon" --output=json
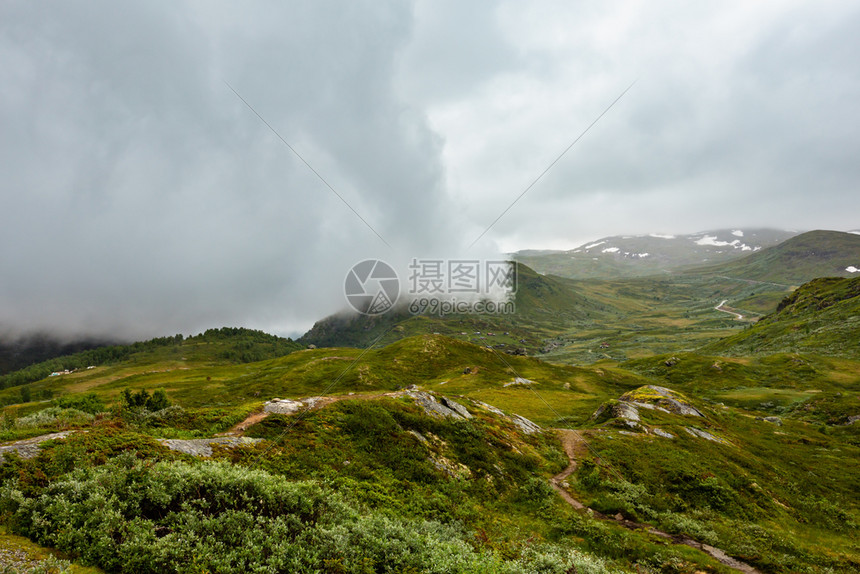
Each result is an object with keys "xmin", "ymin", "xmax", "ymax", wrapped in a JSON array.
[{"xmin": 344, "ymin": 259, "xmax": 400, "ymax": 315}]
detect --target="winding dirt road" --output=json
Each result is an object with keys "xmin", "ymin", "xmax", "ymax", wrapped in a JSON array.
[{"xmin": 715, "ymin": 299, "xmax": 745, "ymax": 320}]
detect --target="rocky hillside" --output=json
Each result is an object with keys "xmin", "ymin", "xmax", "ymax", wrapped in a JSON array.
[{"xmin": 702, "ymin": 276, "xmax": 860, "ymax": 357}]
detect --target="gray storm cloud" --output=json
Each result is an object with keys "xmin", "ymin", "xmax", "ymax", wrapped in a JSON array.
[
  {"xmin": 0, "ymin": 1, "xmax": 483, "ymax": 340},
  {"xmin": 2, "ymin": 0, "xmax": 859, "ymax": 340},
  {"xmin": 403, "ymin": 1, "xmax": 860, "ymax": 251}
]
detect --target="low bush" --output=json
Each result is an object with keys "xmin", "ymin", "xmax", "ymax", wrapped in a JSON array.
[
  {"xmin": 121, "ymin": 388, "xmax": 170, "ymax": 412},
  {"xmin": 14, "ymin": 407, "xmax": 93, "ymax": 430},
  {"xmin": 0, "ymin": 455, "xmax": 623, "ymax": 574}
]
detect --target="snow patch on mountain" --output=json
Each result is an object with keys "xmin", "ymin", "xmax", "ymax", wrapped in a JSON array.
[
  {"xmin": 694, "ymin": 235, "xmax": 753, "ymax": 250},
  {"xmin": 584, "ymin": 241, "xmax": 606, "ymax": 250},
  {"xmin": 602, "ymin": 247, "xmax": 620, "ymax": 253},
  {"xmin": 732, "ymin": 230, "xmax": 744, "ymax": 237},
  {"xmin": 847, "ymin": 266, "xmax": 859, "ymax": 273},
  {"xmin": 695, "ymin": 235, "xmax": 735, "ymax": 247},
  {"xmin": 649, "ymin": 233, "xmax": 675, "ymax": 239}
]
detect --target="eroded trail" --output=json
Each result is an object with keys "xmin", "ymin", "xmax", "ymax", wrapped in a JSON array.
[
  {"xmin": 550, "ymin": 429, "xmax": 761, "ymax": 574},
  {"xmin": 220, "ymin": 411, "xmax": 270, "ymax": 436},
  {"xmin": 549, "ymin": 429, "xmax": 586, "ymax": 509}
]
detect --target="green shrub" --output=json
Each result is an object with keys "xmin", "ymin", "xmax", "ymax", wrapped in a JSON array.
[
  {"xmin": 0, "ymin": 456, "xmax": 621, "ymax": 574},
  {"xmin": 516, "ymin": 477, "xmax": 555, "ymax": 509},
  {"xmin": 53, "ymin": 392, "xmax": 105, "ymax": 415},
  {"xmin": 14, "ymin": 407, "xmax": 93, "ymax": 430},
  {"xmin": 121, "ymin": 388, "xmax": 170, "ymax": 412}
]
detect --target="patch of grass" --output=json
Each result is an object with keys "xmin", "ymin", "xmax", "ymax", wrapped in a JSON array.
[{"xmin": 0, "ymin": 525, "xmax": 105, "ymax": 573}]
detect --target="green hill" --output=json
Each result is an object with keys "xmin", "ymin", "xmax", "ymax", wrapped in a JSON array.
[
  {"xmin": 701, "ymin": 276, "xmax": 860, "ymax": 358},
  {"xmin": 0, "ymin": 335, "xmax": 113, "ymax": 376},
  {"xmin": 691, "ymin": 230, "xmax": 860, "ymax": 285},
  {"xmin": 0, "ymin": 327, "xmax": 303, "ymax": 399},
  {"xmin": 0, "ymin": 327, "xmax": 858, "ymax": 572},
  {"xmin": 0, "ymin": 334, "xmax": 646, "ymax": 425},
  {"xmin": 2, "ymin": 254, "xmax": 860, "ymax": 572}
]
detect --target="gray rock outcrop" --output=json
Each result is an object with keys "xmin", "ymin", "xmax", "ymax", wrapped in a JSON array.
[
  {"xmin": 159, "ymin": 436, "xmax": 263, "ymax": 457},
  {"xmin": 407, "ymin": 391, "xmax": 472, "ymax": 420},
  {"xmin": 503, "ymin": 377, "xmax": 536, "ymax": 387},
  {"xmin": 684, "ymin": 427, "xmax": 728, "ymax": 444},
  {"xmin": 0, "ymin": 432, "xmax": 74, "ymax": 461},
  {"xmin": 510, "ymin": 414, "xmax": 541, "ymax": 435},
  {"xmin": 263, "ymin": 397, "xmax": 330, "ymax": 415}
]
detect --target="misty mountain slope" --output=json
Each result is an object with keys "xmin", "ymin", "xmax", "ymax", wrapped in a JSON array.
[
  {"xmin": 513, "ymin": 229, "xmax": 798, "ymax": 279},
  {"xmin": 690, "ymin": 230, "xmax": 860, "ymax": 285},
  {"xmin": 0, "ymin": 334, "xmax": 114, "ymax": 376},
  {"xmin": 0, "ymin": 328, "xmax": 302, "ymax": 395},
  {"xmin": 302, "ymin": 232, "xmax": 858, "ymax": 365},
  {"xmin": 300, "ymin": 262, "xmax": 621, "ymax": 351},
  {"xmin": 701, "ymin": 276, "xmax": 860, "ymax": 358}
]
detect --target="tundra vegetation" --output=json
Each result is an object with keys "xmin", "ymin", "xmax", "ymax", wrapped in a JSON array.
[{"xmin": 0, "ymin": 271, "xmax": 857, "ymax": 573}]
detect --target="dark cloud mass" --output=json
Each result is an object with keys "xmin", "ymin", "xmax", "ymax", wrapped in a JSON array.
[
  {"xmin": 0, "ymin": 1, "xmax": 471, "ymax": 339},
  {"xmin": 1, "ymin": 1, "xmax": 859, "ymax": 339}
]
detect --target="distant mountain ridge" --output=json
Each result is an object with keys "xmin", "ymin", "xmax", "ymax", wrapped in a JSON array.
[
  {"xmin": 513, "ymin": 228, "xmax": 799, "ymax": 279},
  {"xmin": 691, "ymin": 230, "xmax": 860, "ymax": 285}
]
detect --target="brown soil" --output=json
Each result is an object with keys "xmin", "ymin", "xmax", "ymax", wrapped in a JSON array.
[
  {"xmin": 549, "ymin": 429, "xmax": 588, "ymax": 509},
  {"xmin": 219, "ymin": 412, "xmax": 271, "ymax": 436}
]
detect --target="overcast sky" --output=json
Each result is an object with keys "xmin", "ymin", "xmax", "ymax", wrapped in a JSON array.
[{"xmin": 1, "ymin": 0, "xmax": 859, "ymax": 340}]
